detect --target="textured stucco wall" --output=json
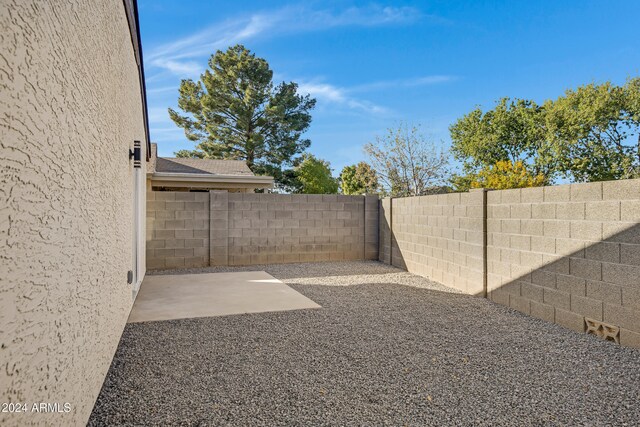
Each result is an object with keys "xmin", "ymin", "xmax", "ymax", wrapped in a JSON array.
[
  {"xmin": 382, "ymin": 192, "xmax": 485, "ymax": 295},
  {"xmin": 146, "ymin": 192, "xmax": 378, "ymax": 267},
  {"xmin": 487, "ymin": 180, "xmax": 640, "ymax": 348},
  {"xmin": 0, "ymin": 1, "xmax": 146, "ymax": 425}
]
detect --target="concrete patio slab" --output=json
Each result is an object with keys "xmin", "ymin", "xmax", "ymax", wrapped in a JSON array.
[{"xmin": 127, "ymin": 271, "xmax": 321, "ymax": 323}]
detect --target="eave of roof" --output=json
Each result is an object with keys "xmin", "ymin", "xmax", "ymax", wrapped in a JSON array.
[
  {"xmin": 151, "ymin": 172, "xmax": 274, "ymax": 184},
  {"xmin": 122, "ymin": 0, "xmax": 151, "ymax": 161}
]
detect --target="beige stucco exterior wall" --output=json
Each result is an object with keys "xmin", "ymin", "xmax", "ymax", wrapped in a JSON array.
[{"xmin": 0, "ymin": 1, "xmax": 147, "ymax": 426}]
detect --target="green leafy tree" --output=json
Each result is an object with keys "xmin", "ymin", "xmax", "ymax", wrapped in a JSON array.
[
  {"xmin": 545, "ymin": 78, "xmax": 640, "ymax": 182},
  {"xmin": 364, "ymin": 123, "xmax": 450, "ymax": 197},
  {"xmin": 450, "ymin": 78, "xmax": 640, "ymax": 188},
  {"xmin": 450, "ymin": 97, "xmax": 554, "ymax": 187},
  {"xmin": 295, "ymin": 154, "xmax": 338, "ymax": 194},
  {"xmin": 339, "ymin": 162, "xmax": 380, "ymax": 195},
  {"xmin": 168, "ymin": 44, "xmax": 316, "ymax": 188}
]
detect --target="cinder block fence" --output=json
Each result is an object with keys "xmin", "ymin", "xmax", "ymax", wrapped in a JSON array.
[
  {"xmin": 146, "ymin": 191, "xmax": 211, "ymax": 269},
  {"xmin": 484, "ymin": 181, "xmax": 640, "ymax": 348},
  {"xmin": 146, "ymin": 179, "xmax": 640, "ymax": 348},
  {"xmin": 146, "ymin": 192, "xmax": 379, "ymax": 268},
  {"xmin": 379, "ymin": 179, "xmax": 640, "ymax": 348},
  {"xmin": 380, "ymin": 189, "xmax": 487, "ymax": 295}
]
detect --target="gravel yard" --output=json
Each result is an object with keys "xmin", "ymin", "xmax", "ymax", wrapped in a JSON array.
[{"xmin": 90, "ymin": 261, "xmax": 640, "ymax": 426}]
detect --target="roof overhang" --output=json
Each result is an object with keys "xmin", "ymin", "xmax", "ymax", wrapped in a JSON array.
[
  {"xmin": 122, "ymin": 0, "xmax": 151, "ymax": 161},
  {"xmin": 150, "ymin": 172, "xmax": 274, "ymax": 189}
]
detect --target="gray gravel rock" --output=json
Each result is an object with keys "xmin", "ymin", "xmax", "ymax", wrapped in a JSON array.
[{"xmin": 90, "ymin": 261, "xmax": 640, "ymax": 426}]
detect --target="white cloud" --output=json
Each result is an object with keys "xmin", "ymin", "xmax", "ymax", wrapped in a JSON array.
[
  {"xmin": 411, "ymin": 75, "xmax": 457, "ymax": 85},
  {"xmin": 144, "ymin": 5, "xmax": 454, "ymax": 117},
  {"xmin": 151, "ymin": 127, "xmax": 184, "ymax": 134},
  {"xmin": 297, "ymin": 81, "xmax": 389, "ymax": 115},
  {"xmin": 350, "ymin": 75, "xmax": 458, "ymax": 92},
  {"xmin": 298, "ymin": 82, "xmax": 347, "ymax": 103},
  {"xmin": 295, "ymin": 74, "xmax": 460, "ymax": 115},
  {"xmin": 146, "ymin": 85, "xmax": 179, "ymax": 95},
  {"xmin": 147, "ymin": 107, "xmax": 171, "ymax": 124},
  {"xmin": 146, "ymin": 4, "xmax": 429, "ymax": 76},
  {"xmin": 149, "ymin": 59, "xmax": 202, "ymax": 78},
  {"xmin": 291, "ymin": 5, "xmax": 422, "ymax": 29},
  {"xmin": 148, "ymin": 124, "xmax": 187, "ymax": 143}
]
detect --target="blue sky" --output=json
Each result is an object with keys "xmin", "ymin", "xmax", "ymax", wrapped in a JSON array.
[{"xmin": 139, "ymin": 0, "xmax": 640, "ymax": 175}]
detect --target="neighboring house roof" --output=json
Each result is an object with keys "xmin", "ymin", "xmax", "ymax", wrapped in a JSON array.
[
  {"xmin": 148, "ymin": 144, "xmax": 274, "ymax": 190},
  {"xmin": 155, "ymin": 158, "xmax": 254, "ymax": 176}
]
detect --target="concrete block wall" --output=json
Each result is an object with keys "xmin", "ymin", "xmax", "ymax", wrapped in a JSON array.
[
  {"xmin": 379, "ymin": 198, "xmax": 392, "ymax": 264},
  {"xmin": 147, "ymin": 181, "xmax": 640, "ymax": 348},
  {"xmin": 210, "ymin": 191, "xmax": 229, "ymax": 266},
  {"xmin": 378, "ymin": 179, "xmax": 640, "ymax": 348},
  {"xmin": 364, "ymin": 194, "xmax": 380, "ymax": 260},
  {"xmin": 224, "ymin": 193, "xmax": 372, "ymax": 265},
  {"xmin": 487, "ymin": 180, "xmax": 640, "ymax": 348},
  {"xmin": 383, "ymin": 190, "xmax": 486, "ymax": 294},
  {"xmin": 146, "ymin": 191, "xmax": 210, "ymax": 269},
  {"xmin": 147, "ymin": 192, "xmax": 378, "ymax": 267}
]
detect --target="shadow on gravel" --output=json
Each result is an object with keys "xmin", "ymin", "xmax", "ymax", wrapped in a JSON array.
[{"xmin": 89, "ymin": 283, "xmax": 640, "ymax": 426}]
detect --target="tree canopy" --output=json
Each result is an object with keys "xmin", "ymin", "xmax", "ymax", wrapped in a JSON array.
[
  {"xmin": 450, "ymin": 98, "xmax": 554, "ymax": 184},
  {"xmin": 295, "ymin": 154, "xmax": 338, "ymax": 194},
  {"xmin": 339, "ymin": 162, "xmax": 380, "ymax": 195},
  {"xmin": 168, "ymin": 45, "xmax": 316, "ymax": 188},
  {"xmin": 545, "ymin": 79, "xmax": 640, "ymax": 182},
  {"xmin": 450, "ymin": 78, "xmax": 640, "ymax": 189},
  {"xmin": 364, "ymin": 123, "xmax": 450, "ymax": 197}
]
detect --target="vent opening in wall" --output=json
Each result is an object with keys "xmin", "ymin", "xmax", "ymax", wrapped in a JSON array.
[
  {"xmin": 127, "ymin": 270, "xmax": 134, "ymax": 284},
  {"xmin": 585, "ymin": 318, "xmax": 620, "ymax": 344}
]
